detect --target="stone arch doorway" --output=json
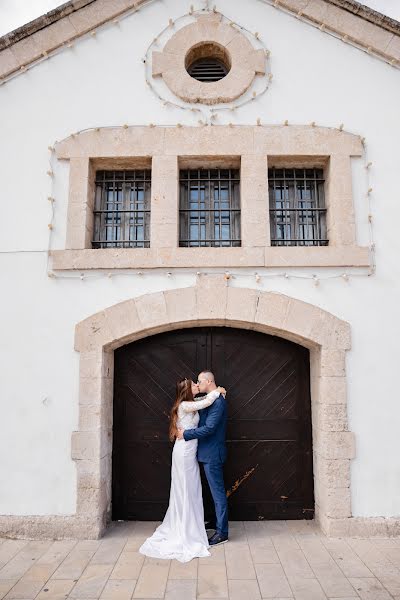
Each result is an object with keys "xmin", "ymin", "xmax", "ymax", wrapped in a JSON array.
[
  {"xmin": 73, "ymin": 276, "xmax": 354, "ymax": 538},
  {"xmin": 112, "ymin": 326, "xmax": 314, "ymax": 521}
]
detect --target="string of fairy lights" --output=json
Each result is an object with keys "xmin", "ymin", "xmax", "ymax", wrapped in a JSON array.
[
  {"xmin": 256, "ymin": 0, "xmax": 399, "ymax": 70},
  {"xmin": 0, "ymin": 0, "xmax": 397, "ymax": 89},
  {"xmin": 40, "ymin": 122, "xmax": 376, "ymax": 287},
  {"xmin": 0, "ymin": 0, "xmax": 379, "ymax": 285}
]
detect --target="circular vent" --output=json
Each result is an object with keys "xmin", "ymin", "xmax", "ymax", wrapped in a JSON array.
[
  {"xmin": 188, "ymin": 58, "xmax": 228, "ymax": 82},
  {"xmin": 186, "ymin": 42, "xmax": 231, "ymax": 83}
]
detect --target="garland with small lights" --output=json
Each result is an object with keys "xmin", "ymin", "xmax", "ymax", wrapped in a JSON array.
[
  {"xmin": 0, "ymin": 1, "xmax": 378, "ymax": 282},
  {"xmin": 0, "ymin": 0, "xmax": 397, "ymax": 89},
  {"xmin": 40, "ymin": 120, "xmax": 378, "ymax": 284},
  {"xmin": 0, "ymin": 120, "xmax": 376, "ymax": 285}
]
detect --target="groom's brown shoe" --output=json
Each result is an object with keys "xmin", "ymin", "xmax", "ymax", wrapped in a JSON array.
[{"xmin": 208, "ymin": 533, "xmax": 228, "ymax": 546}]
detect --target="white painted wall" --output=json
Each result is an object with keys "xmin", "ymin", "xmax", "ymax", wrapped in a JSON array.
[{"xmin": 0, "ymin": 0, "xmax": 399, "ymax": 517}]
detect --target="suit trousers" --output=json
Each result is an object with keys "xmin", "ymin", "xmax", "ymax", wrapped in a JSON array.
[{"xmin": 201, "ymin": 461, "xmax": 229, "ymax": 537}]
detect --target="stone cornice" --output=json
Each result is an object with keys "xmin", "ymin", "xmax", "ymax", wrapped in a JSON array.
[
  {"xmin": 0, "ymin": 0, "xmax": 96, "ymax": 51},
  {"xmin": 0, "ymin": 0, "xmax": 399, "ymax": 82},
  {"xmin": 326, "ymin": 0, "xmax": 400, "ymax": 35}
]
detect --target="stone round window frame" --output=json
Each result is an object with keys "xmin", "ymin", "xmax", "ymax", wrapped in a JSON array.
[
  {"xmin": 152, "ymin": 13, "xmax": 266, "ymax": 105},
  {"xmin": 185, "ymin": 41, "xmax": 231, "ymax": 81}
]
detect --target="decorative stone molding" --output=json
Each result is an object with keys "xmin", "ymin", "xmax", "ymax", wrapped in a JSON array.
[
  {"xmin": 51, "ymin": 246, "xmax": 370, "ymax": 270},
  {"xmin": 69, "ymin": 279, "xmax": 356, "ymax": 538},
  {"xmin": 2, "ymin": 280, "xmax": 400, "ymax": 539},
  {"xmin": 56, "ymin": 125, "xmax": 363, "ymax": 158},
  {"xmin": 152, "ymin": 13, "xmax": 265, "ymax": 104},
  {"xmin": 0, "ymin": 0, "xmax": 399, "ymax": 82},
  {"xmin": 51, "ymin": 124, "xmax": 370, "ymax": 270}
]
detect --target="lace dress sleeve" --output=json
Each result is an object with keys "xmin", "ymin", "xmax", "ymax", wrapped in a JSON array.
[{"xmin": 180, "ymin": 389, "xmax": 220, "ymax": 413}]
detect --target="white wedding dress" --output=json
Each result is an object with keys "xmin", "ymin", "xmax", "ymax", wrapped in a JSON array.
[{"xmin": 139, "ymin": 390, "xmax": 220, "ymax": 563}]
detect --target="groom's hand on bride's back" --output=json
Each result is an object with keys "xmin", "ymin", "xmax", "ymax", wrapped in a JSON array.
[{"xmin": 176, "ymin": 428, "xmax": 184, "ymax": 440}]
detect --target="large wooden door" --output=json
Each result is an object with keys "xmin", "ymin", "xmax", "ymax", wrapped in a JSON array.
[{"xmin": 112, "ymin": 327, "xmax": 314, "ymax": 521}]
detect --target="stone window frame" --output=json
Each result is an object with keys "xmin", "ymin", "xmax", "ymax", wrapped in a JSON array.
[
  {"xmin": 178, "ymin": 158, "xmax": 242, "ymax": 248},
  {"xmin": 268, "ymin": 165, "xmax": 328, "ymax": 248},
  {"xmin": 51, "ymin": 124, "xmax": 370, "ymax": 271},
  {"xmin": 92, "ymin": 167, "xmax": 152, "ymax": 249},
  {"xmin": 151, "ymin": 13, "xmax": 266, "ymax": 105}
]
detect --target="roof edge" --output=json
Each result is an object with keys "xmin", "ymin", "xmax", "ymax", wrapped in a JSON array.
[
  {"xmin": 0, "ymin": 0, "xmax": 97, "ymax": 52},
  {"xmin": 0, "ymin": 0, "xmax": 399, "ymax": 52},
  {"xmin": 328, "ymin": 0, "xmax": 400, "ymax": 35},
  {"xmin": 0, "ymin": 0, "xmax": 398, "ymax": 81}
]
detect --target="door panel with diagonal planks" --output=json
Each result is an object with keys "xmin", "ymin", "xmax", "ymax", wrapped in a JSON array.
[{"xmin": 112, "ymin": 327, "xmax": 314, "ymax": 520}]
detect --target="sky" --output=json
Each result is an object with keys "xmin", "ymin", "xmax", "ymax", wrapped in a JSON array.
[{"xmin": 0, "ymin": 0, "xmax": 399, "ymax": 36}]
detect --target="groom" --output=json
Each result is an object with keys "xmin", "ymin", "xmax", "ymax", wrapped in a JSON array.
[{"xmin": 177, "ymin": 370, "xmax": 229, "ymax": 546}]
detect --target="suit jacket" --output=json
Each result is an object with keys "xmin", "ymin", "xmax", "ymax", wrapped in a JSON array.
[{"xmin": 183, "ymin": 393, "xmax": 227, "ymax": 463}]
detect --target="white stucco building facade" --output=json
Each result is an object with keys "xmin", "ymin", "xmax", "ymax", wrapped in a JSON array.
[{"xmin": 0, "ymin": 0, "xmax": 399, "ymax": 539}]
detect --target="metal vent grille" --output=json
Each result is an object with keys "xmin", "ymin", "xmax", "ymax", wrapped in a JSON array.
[{"xmin": 187, "ymin": 58, "xmax": 228, "ymax": 82}]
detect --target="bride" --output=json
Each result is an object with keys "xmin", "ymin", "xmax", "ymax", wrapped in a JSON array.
[{"xmin": 139, "ymin": 378, "xmax": 226, "ymax": 563}]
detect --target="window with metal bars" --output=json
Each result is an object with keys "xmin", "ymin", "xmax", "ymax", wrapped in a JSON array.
[
  {"xmin": 179, "ymin": 169, "xmax": 241, "ymax": 247},
  {"xmin": 187, "ymin": 58, "xmax": 229, "ymax": 82},
  {"xmin": 93, "ymin": 170, "xmax": 151, "ymax": 248},
  {"xmin": 268, "ymin": 168, "xmax": 328, "ymax": 247}
]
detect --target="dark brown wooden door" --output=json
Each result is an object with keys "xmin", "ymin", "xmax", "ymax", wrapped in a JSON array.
[{"xmin": 112, "ymin": 327, "xmax": 314, "ymax": 521}]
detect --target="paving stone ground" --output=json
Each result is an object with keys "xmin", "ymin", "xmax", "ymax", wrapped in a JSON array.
[{"xmin": 1, "ymin": 520, "xmax": 400, "ymax": 599}]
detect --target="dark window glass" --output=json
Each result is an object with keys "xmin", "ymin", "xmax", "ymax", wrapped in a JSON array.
[
  {"xmin": 179, "ymin": 169, "xmax": 241, "ymax": 247},
  {"xmin": 93, "ymin": 170, "xmax": 151, "ymax": 248},
  {"xmin": 268, "ymin": 168, "xmax": 327, "ymax": 246}
]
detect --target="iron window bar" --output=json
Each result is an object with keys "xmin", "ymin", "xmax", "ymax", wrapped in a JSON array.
[
  {"xmin": 179, "ymin": 168, "xmax": 241, "ymax": 247},
  {"xmin": 268, "ymin": 168, "xmax": 328, "ymax": 247},
  {"xmin": 93, "ymin": 170, "xmax": 151, "ymax": 249}
]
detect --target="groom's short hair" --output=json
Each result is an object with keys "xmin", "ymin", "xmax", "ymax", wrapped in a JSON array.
[{"xmin": 199, "ymin": 370, "xmax": 215, "ymax": 382}]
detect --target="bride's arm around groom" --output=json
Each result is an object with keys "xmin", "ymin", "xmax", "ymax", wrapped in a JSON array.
[
  {"xmin": 181, "ymin": 390, "xmax": 226, "ymax": 439},
  {"xmin": 180, "ymin": 386, "xmax": 226, "ymax": 414}
]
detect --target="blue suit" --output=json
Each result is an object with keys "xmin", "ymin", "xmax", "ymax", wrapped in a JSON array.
[{"xmin": 183, "ymin": 394, "xmax": 228, "ymax": 537}]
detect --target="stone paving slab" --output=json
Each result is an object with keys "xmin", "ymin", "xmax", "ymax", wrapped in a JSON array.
[{"xmin": 1, "ymin": 521, "xmax": 400, "ymax": 599}]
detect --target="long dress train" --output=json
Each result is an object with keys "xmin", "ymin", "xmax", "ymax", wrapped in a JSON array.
[{"xmin": 139, "ymin": 390, "xmax": 220, "ymax": 563}]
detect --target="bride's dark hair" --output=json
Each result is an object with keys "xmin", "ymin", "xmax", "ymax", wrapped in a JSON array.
[{"xmin": 169, "ymin": 378, "xmax": 194, "ymax": 442}]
